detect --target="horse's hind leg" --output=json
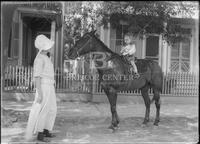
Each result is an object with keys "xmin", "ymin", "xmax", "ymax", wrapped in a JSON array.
[
  {"xmin": 141, "ymin": 86, "xmax": 151, "ymax": 124},
  {"xmin": 153, "ymin": 89, "xmax": 161, "ymax": 126}
]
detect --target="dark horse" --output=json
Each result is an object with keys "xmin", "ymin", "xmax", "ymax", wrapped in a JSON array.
[{"xmin": 68, "ymin": 31, "xmax": 163, "ymax": 130}]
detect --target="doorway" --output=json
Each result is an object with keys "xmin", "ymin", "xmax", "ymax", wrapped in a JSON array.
[{"xmin": 22, "ymin": 16, "xmax": 51, "ymax": 66}]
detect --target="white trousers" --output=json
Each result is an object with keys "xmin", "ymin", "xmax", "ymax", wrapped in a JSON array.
[{"xmin": 34, "ymin": 83, "xmax": 57, "ymax": 132}]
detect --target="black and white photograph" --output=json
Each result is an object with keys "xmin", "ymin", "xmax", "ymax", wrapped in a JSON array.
[{"xmin": 1, "ymin": 1, "xmax": 199, "ymax": 143}]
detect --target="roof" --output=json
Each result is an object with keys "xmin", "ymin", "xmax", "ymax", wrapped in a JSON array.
[{"xmin": 17, "ymin": 7, "xmax": 62, "ymax": 30}]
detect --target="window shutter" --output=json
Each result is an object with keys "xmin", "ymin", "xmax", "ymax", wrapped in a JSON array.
[
  {"xmin": 145, "ymin": 35, "xmax": 159, "ymax": 62},
  {"xmin": 11, "ymin": 10, "xmax": 19, "ymax": 57}
]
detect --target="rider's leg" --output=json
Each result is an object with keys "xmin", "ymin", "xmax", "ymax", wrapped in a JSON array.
[
  {"xmin": 130, "ymin": 60, "xmax": 138, "ymax": 73},
  {"xmin": 130, "ymin": 60, "xmax": 140, "ymax": 78}
]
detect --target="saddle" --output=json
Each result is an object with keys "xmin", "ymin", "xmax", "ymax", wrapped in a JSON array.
[{"xmin": 122, "ymin": 55, "xmax": 139, "ymax": 78}]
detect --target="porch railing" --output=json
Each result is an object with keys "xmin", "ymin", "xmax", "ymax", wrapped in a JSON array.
[
  {"xmin": 3, "ymin": 65, "xmax": 199, "ymax": 96},
  {"xmin": 94, "ymin": 72, "xmax": 199, "ymax": 96}
]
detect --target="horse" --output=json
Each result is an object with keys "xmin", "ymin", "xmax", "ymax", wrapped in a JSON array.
[{"xmin": 68, "ymin": 31, "xmax": 163, "ymax": 130}]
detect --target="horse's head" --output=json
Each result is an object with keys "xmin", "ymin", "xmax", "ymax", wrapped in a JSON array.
[{"xmin": 68, "ymin": 31, "xmax": 96, "ymax": 60}]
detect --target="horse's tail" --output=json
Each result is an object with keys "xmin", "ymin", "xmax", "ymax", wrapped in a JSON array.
[{"xmin": 150, "ymin": 88, "xmax": 162, "ymax": 104}]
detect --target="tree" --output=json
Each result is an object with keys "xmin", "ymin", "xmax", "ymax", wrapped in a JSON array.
[{"xmin": 64, "ymin": 1, "xmax": 198, "ymax": 44}]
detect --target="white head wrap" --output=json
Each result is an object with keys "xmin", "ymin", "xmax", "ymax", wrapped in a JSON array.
[{"xmin": 34, "ymin": 34, "xmax": 54, "ymax": 59}]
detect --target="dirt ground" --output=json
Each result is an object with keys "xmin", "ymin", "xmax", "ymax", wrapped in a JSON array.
[{"xmin": 1, "ymin": 100, "xmax": 199, "ymax": 144}]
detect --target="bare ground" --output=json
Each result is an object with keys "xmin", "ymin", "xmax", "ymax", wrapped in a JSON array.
[{"xmin": 1, "ymin": 100, "xmax": 199, "ymax": 144}]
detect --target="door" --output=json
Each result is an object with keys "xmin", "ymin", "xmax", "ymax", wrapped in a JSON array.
[{"xmin": 170, "ymin": 38, "xmax": 191, "ymax": 72}]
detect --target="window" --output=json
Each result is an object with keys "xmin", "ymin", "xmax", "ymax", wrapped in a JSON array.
[
  {"xmin": 8, "ymin": 29, "xmax": 12, "ymax": 58},
  {"xmin": 170, "ymin": 38, "xmax": 190, "ymax": 72},
  {"xmin": 115, "ymin": 24, "xmax": 129, "ymax": 45},
  {"xmin": 145, "ymin": 35, "xmax": 159, "ymax": 62},
  {"xmin": 114, "ymin": 24, "xmax": 128, "ymax": 54}
]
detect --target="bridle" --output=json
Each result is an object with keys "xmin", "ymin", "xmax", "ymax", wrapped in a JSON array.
[{"xmin": 76, "ymin": 34, "xmax": 93, "ymax": 57}]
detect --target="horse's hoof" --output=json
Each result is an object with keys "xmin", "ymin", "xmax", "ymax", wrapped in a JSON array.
[
  {"xmin": 142, "ymin": 122, "xmax": 147, "ymax": 125},
  {"xmin": 154, "ymin": 121, "xmax": 159, "ymax": 126},
  {"xmin": 108, "ymin": 125, "xmax": 119, "ymax": 131},
  {"xmin": 154, "ymin": 122, "xmax": 159, "ymax": 126},
  {"xmin": 154, "ymin": 119, "xmax": 160, "ymax": 126},
  {"xmin": 142, "ymin": 119, "xmax": 149, "ymax": 125}
]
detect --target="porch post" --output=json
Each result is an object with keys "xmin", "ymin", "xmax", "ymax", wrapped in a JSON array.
[
  {"xmin": 162, "ymin": 38, "xmax": 168, "ymax": 73},
  {"xmin": 91, "ymin": 59, "xmax": 96, "ymax": 95},
  {"xmin": 18, "ymin": 14, "xmax": 23, "ymax": 65},
  {"xmin": 50, "ymin": 21, "xmax": 56, "ymax": 65},
  {"xmin": 61, "ymin": 2, "xmax": 65, "ymax": 68}
]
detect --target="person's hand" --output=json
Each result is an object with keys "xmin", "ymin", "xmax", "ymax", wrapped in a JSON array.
[
  {"xmin": 122, "ymin": 50, "xmax": 128, "ymax": 55},
  {"xmin": 120, "ymin": 47, "xmax": 126, "ymax": 54},
  {"xmin": 36, "ymin": 92, "xmax": 43, "ymax": 104}
]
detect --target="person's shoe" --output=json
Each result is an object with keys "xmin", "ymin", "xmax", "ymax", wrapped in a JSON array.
[
  {"xmin": 43, "ymin": 129, "xmax": 56, "ymax": 138},
  {"xmin": 37, "ymin": 132, "xmax": 50, "ymax": 142}
]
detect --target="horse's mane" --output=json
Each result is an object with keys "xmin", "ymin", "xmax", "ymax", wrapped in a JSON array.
[
  {"xmin": 92, "ymin": 34, "xmax": 115, "ymax": 54},
  {"xmin": 91, "ymin": 33, "xmax": 127, "ymax": 64}
]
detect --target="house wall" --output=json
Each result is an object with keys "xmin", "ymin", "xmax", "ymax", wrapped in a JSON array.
[
  {"xmin": 2, "ymin": 4, "xmax": 19, "ymax": 68},
  {"xmin": 192, "ymin": 20, "xmax": 199, "ymax": 74},
  {"xmin": 134, "ymin": 36, "xmax": 144, "ymax": 59}
]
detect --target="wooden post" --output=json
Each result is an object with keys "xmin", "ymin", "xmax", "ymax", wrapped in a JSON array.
[
  {"xmin": 61, "ymin": 2, "xmax": 65, "ymax": 69},
  {"xmin": 50, "ymin": 21, "xmax": 56, "ymax": 65},
  {"xmin": 19, "ymin": 14, "xmax": 23, "ymax": 65}
]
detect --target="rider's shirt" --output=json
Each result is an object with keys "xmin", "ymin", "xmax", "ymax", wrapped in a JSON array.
[{"xmin": 121, "ymin": 44, "xmax": 136, "ymax": 56}]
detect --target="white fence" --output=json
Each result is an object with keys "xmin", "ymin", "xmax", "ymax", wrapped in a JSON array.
[{"xmin": 3, "ymin": 65, "xmax": 199, "ymax": 96}]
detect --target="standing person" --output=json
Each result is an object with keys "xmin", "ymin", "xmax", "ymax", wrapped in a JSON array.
[
  {"xmin": 120, "ymin": 33, "xmax": 140, "ymax": 78},
  {"xmin": 25, "ymin": 34, "xmax": 57, "ymax": 142}
]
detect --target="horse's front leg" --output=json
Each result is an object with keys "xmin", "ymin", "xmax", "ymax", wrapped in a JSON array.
[
  {"xmin": 141, "ymin": 86, "xmax": 151, "ymax": 124},
  {"xmin": 153, "ymin": 89, "xmax": 161, "ymax": 126},
  {"xmin": 104, "ymin": 88, "xmax": 119, "ymax": 130}
]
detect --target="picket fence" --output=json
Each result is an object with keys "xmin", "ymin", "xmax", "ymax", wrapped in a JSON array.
[{"xmin": 4, "ymin": 65, "xmax": 199, "ymax": 96}]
